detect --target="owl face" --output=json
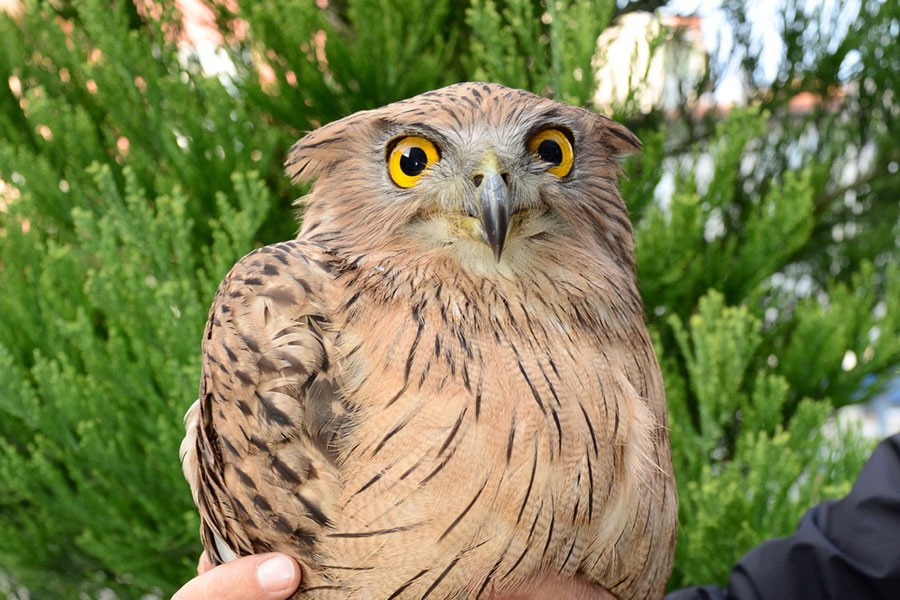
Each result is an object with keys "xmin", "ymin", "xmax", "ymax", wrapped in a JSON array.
[
  {"xmin": 380, "ymin": 109, "xmax": 578, "ymax": 264},
  {"xmin": 286, "ymin": 83, "xmax": 640, "ymax": 273}
]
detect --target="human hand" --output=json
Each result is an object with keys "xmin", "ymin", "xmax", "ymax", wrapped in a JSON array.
[
  {"xmin": 171, "ymin": 552, "xmax": 301, "ymax": 600},
  {"xmin": 171, "ymin": 551, "xmax": 615, "ymax": 600}
]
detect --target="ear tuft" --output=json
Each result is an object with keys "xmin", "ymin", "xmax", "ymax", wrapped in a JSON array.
[
  {"xmin": 284, "ymin": 110, "xmax": 380, "ymax": 185},
  {"xmin": 595, "ymin": 115, "xmax": 641, "ymax": 158}
]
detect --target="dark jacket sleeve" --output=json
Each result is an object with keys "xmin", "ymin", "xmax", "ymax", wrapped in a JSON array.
[{"xmin": 666, "ymin": 434, "xmax": 900, "ymax": 600}]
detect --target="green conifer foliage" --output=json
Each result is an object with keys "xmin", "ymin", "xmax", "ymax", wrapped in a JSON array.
[
  {"xmin": 1, "ymin": 0, "xmax": 897, "ymax": 597},
  {"xmin": 466, "ymin": 0, "xmax": 615, "ymax": 103}
]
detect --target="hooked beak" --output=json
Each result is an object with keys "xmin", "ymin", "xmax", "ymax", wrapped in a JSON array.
[{"xmin": 476, "ymin": 167, "xmax": 510, "ymax": 262}]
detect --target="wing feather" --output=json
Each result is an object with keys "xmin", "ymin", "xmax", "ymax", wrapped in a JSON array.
[{"xmin": 181, "ymin": 240, "xmax": 344, "ymax": 569}]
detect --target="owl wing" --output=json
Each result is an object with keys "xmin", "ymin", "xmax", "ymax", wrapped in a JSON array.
[{"xmin": 180, "ymin": 240, "xmax": 343, "ymax": 567}]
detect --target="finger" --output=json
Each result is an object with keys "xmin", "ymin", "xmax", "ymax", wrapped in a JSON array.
[
  {"xmin": 172, "ymin": 553, "xmax": 301, "ymax": 600},
  {"xmin": 197, "ymin": 552, "xmax": 214, "ymax": 575}
]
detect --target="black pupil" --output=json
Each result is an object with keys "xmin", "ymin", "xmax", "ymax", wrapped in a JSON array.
[
  {"xmin": 537, "ymin": 139, "xmax": 563, "ymax": 165},
  {"xmin": 399, "ymin": 146, "xmax": 429, "ymax": 176}
]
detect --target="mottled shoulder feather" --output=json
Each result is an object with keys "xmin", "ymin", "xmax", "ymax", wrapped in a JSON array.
[{"xmin": 181, "ymin": 239, "xmax": 344, "ymax": 566}]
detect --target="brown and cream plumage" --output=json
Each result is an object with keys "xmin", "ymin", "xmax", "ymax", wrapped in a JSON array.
[{"xmin": 181, "ymin": 82, "xmax": 677, "ymax": 599}]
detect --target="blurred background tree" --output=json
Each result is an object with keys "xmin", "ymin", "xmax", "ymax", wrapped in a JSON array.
[{"xmin": 0, "ymin": 0, "xmax": 897, "ymax": 597}]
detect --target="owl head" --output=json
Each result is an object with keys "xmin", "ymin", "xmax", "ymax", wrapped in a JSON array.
[{"xmin": 285, "ymin": 82, "xmax": 640, "ymax": 276}]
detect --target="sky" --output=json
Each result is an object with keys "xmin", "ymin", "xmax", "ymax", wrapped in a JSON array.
[{"xmin": 661, "ymin": 0, "xmax": 862, "ymax": 104}]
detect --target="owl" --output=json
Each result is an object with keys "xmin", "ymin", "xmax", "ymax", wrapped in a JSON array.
[{"xmin": 181, "ymin": 82, "xmax": 677, "ymax": 599}]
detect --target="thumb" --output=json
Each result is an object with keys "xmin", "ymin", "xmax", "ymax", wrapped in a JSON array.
[{"xmin": 172, "ymin": 553, "xmax": 301, "ymax": 600}]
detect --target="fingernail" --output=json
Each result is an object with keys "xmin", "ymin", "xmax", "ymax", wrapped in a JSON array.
[{"xmin": 257, "ymin": 555, "xmax": 296, "ymax": 592}]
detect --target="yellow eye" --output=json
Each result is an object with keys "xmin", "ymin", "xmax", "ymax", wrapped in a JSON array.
[
  {"xmin": 528, "ymin": 129, "xmax": 574, "ymax": 177},
  {"xmin": 388, "ymin": 136, "xmax": 440, "ymax": 188}
]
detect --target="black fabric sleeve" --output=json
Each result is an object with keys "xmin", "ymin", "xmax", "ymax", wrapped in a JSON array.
[{"xmin": 665, "ymin": 434, "xmax": 900, "ymax": 600}]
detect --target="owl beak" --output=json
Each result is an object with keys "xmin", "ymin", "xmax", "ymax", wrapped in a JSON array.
[{"xmin": 476, "ymin": 168, "xmax": 510, "ymax": 262}]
